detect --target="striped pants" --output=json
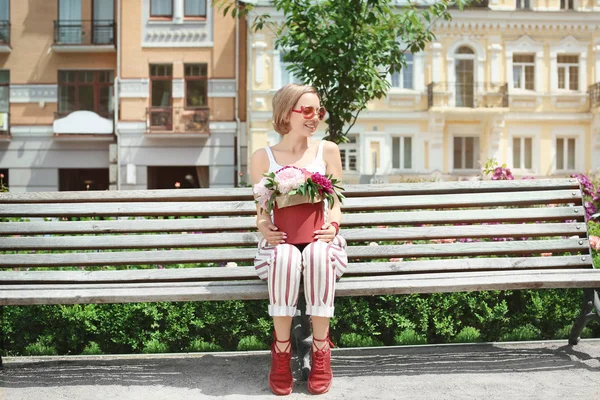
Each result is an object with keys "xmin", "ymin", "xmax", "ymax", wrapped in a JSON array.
[{"xmin": 254, "ymin": 236, "xmax": 348, "ymax": 318}]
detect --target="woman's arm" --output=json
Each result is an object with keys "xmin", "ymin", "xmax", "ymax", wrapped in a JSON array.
[
  {"xmin": 314, "ymin": 140, "xmax": 343, "ymax": 242},
  {"xmin": 251, "ymin": 149, "xmax": 287, "ymax": 245}
]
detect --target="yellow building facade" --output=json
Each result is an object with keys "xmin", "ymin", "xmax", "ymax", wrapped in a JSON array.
[{"xmin": 246, "ymin": 1, "xmax": 600, "ymax": 183}]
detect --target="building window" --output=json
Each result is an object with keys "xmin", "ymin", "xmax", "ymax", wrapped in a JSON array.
[
  {"xmin": 185, "ymin": 64, "xmax": 207, "ymax": 108},
  {"xmin": 560, "ymin": 0, "xmax": 574, "ymax": 10},
  {"xmin": 59, "ymin": 169, "xmax": 109, "ymax": 191},
  {"xmin": 392, "ymin": 136, "xmax": 412, "ymax": 169},
  {"xmin": 556, "ymin": 137, "xmax": 576, "ymax": 171},
  {"xmin": 0, "ymin": 0, "xmax": 9, "ymax": 45},
  {"xmin": 150, "ymin": 64, "xmax": 173, "ymax": 107},
  {"xmin": 453, "ymin": 136, "xmax": 480, "ymax": 170},
  {"xmin": 513, "ymin": 137, "xmax": 533, "ymax": 170},
  {"xmin": 147, "ymin": 166, "xmax": 209, "ymax": 189},
  {"xmin": 0, "ymin": 168, "xmax": 7, "ymax": 190},
  {"xmin": 340, "ymin": 134, "xmax": 359, "ymax": 172},
  {"xmin": 391, "ymin": 53, "xmax": 413, "ymax": 89},
  {"xmin": 151, "ymin": 0, "xmax": 173, "ymax": 18},
  {"xmin": 455, "ymin": 46, "xmax": 475, "ymax": 108},
  {"xmin": 516, "ymin": 0, "xmax": 530, "ymax": 9},
  {"xmin": 58, "ymin": 70, "xmax": 114, "ymax": 118},
  {"xmin": 557, "ymin": 55, "xmax": 578, "ymax": 91},
  {"xmin": 280, "ymin": 50, "xmax": 301, "ymax": 87},
  {"xmin": 513, "ymin": 54, "xmax": 535, "ymax": 90},
  {"xmin": 185, "ymin": 0, "xmax": 206, "ymax": 17},
  {"xmin": 149, "ymin": 64, "xmax": 173, "ymax": 129},
  {"xmin": 0, "ymin": 69, "xmax": 8, "ymax": 118}
]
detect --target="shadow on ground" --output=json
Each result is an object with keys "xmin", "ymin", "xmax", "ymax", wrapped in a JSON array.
[{"xmin": 1, "ymin": 343, "xmax": 599, "ymax": 397}]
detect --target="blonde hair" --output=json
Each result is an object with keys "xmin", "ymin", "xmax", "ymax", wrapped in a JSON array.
[{"xmin": 272, "ymin": 84, "xmax": 320, "ymax": 135}]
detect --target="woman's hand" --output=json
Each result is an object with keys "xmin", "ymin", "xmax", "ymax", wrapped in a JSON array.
[
  {"xmin": 314, "ymin": 223, "xmax": 337, "ymax": 243},
  {"xmin": 258, "ymin": 220, "xmax": 287, "ymax": 246}
]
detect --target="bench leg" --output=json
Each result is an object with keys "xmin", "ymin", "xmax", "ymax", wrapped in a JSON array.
[
  {"xmin": 569, "ymin": 288, "xmax": 600, "ymax": 345},
  {"xmin": 292, "ymin": 296, "xmax": 312, "ymax": 381}
]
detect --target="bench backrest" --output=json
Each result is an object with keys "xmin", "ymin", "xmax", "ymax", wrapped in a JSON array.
[{"xmin": 0, "ymin": 178, "xmax": 595, "ymax": 301}]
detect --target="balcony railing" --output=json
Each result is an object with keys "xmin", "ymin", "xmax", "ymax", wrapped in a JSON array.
[
  {"xmin": 0, "ymin": 21, "xmax": 9, "ymax": 45},
  {"xmin": 53, "ymin": 20, "xmax": 115, "ymax": 46},
  {"xmin": 147, "ymin": 107, "xmax": 210, "ymax": 134},
  {"xmin": 427, "ymin": 82, "xmax": 509, "ymax": 109},
  {"xmin": 589, "ymin": 83, "xmax": 600, "ymax": 109}
]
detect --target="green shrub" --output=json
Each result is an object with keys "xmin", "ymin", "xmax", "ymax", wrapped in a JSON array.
[
  {"xmin": 24, "ymin": 336, "xmax": 58, "ymax": 356},
  {"xmin": 339, "ymin": 333, "xmax": 383, "ymax": 348},
  {"xmin": 237, "ymin": 336, "xmax": 268, "ymax": 351},
  {"xmin": 186, "ymin": 339, "xmax": 222, "ymax": 352},
  {"xmin": 81, "ymin": 341, "xmax": 103, "ymax": 355},
  {"xmin": 454, "ymin": 327, "xmax": 482, "ymax": 343},
  {"xmin": 500, "ymin": 325, "xmax": 541, "ymax": 342},
  {"xmin": 393, "ymin": 329, "xmax": 427, "ymax": 345},
  {"xmin": 142, "ymin": 339, "xmax": 169, "ymax": 354}
]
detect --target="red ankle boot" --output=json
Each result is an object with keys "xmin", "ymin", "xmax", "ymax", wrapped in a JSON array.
[
  {"xmin": 268, "ymin": 332, "xmax": 293, "ymax": 396},
  {"xmin": 308, "ymin": 335, "xmax": 334, "ymax": 395}
]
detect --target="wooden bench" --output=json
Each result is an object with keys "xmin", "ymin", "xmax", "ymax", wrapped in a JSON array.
[{"xmin": 1, "ymin": 178, "xmax": 599, "ymax": 373}]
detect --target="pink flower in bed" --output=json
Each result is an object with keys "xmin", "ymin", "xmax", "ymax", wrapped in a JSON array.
[{"xmin": 590, "ymin": 235, "xmax": 600, "ymax": 251}]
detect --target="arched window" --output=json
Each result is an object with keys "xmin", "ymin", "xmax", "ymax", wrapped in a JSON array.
[{"xmin": 454, "ymin": 46, "xmax": 476, "ymax": 107}]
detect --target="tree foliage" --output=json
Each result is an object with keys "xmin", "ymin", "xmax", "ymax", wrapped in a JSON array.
[{"xmin": 217, "ymin": 0, "xmax": 471, "ymax": 143}]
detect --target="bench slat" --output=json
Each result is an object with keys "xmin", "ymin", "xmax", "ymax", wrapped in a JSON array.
[
  {"xmin": 0, "ymin": 239, "xmax": 590, "ymax": 267},
  {"xmin": 0, "ymin": 207, "xmax": 584, "ymax": 235},
  {"xmin": 0, "ymin": 190, "xmax": 583, "ymax": 217},
  {"xmin": 1, "ymin": 269, "xmax": 598, "ymax": 305},
  {"xmin": 0, "ymin": 223, "xmax": 586, "ymax": 251},
  {"xmin": 0, "ymin": 256, "xmax": 592, "ymax": 283},
  {"xmin": 0, "ymin": 179, "xmax": 579, "ymax": 204}
]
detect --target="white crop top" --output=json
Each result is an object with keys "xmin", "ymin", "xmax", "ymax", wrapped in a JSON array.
[{"xmin": 264, "ymin": 140, "xmax": 327, "ymax": 174}]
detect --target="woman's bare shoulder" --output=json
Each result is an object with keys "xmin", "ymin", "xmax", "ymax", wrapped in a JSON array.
[
  {"xmin": 251, "ymin": 147, "xmax": 269, "ymax": 162},
  {"xmin": 322, "ymin": 139, "xmax": 341, "ymax": 156}
]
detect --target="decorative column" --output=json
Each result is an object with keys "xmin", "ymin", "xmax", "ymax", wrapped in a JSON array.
[
  {"xmin": 431, "ymin": 42, "xmax": 443, "ymax": 84},
  {"xmin": 489, "ymin": 38, "xmax": 502, "ymax": 86},
  {"xmin": 593, "ymin": 114, "xmax": 600, "ymax": 171},
  {"xmin": 428, "ymin": 115, "xmax": 445, "ymax": 173},
  {"xmin": 413, "ymin": 52, "xmax": 425, "ymax": 91},
  {"xmin": 488, "ymin": 116, "xmax": 505, "ymax": 162},
  {"xmin": 550, "ymin": 52, "xmax": 558, "ymax": 92},
  {"xmin": 594, "ymin": 39, "xmax": 600, "ymax": 83},
  {"xmin": 252, "ymin": 41, "xmax": 267, "ymax": 85}
]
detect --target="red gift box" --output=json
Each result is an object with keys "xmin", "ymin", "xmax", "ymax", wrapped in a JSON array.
[{"xmin": 273, "ymin": 200, "xmax": 325, "ymax": 245}]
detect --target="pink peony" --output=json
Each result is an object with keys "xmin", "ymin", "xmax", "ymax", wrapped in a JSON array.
[
  {"xmin": 253, "ymin": 177, "xmax": 274, "ymax": 210},
  {"xmin": 310, "ymin": 172, "xmax": 334, "ymax": 194},
  {"xmin": 274, "ymin": 166, "xmax": 306, "ymax": 194},
  {"xmin": 590, "ymin": 235, "xmax": 600, "ymax": 251}
]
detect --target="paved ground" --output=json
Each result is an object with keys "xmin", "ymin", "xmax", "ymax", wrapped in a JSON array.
[{"xmin": 1, "ymin": 339, "xmax": 600, "ymax": 399}]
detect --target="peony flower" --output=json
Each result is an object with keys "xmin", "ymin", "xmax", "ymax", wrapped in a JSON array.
[
  {"xmin": 310, "ymin": 172, "xmax": 334, "ymax": 194},
  {"xmin": 274, "ymin": 166, "xmax": 306, "ymax": 194},
  {"xmin": 540, "ymin": 253, "xmax": 553, "ymax": 257},
  {"xmin": 590, "ymin": 236, "xmax": 600, "ymax": 251},
  {"xmin": 253, "ymin": 177, "xmax": 273, "ymax": 211},
  {"xmin": 389, "ymin": 258, "xmax": 403, "ymax": 262},
  {"xmin": 225, "ymin": 262, "xmax": 238, "ymax": 267}
]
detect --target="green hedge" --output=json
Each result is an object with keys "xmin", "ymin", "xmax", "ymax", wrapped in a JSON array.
[{"xmin": 2, "ymin": 288, "xmax": 598, "ymax": 357}]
